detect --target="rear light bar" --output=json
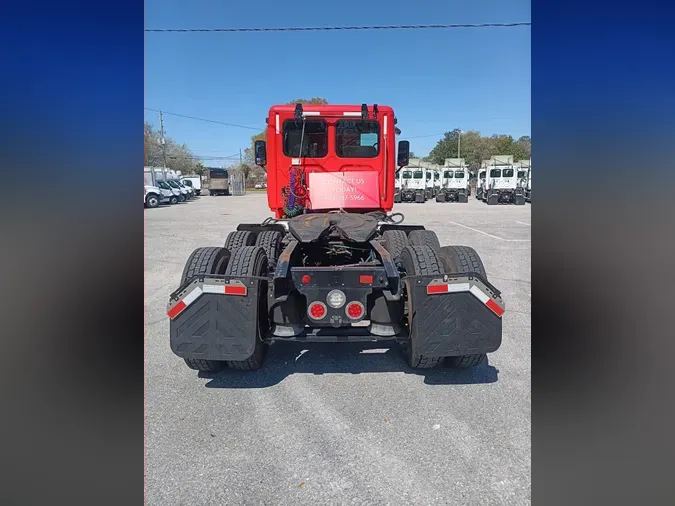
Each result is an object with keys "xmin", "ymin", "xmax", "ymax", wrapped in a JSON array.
[
  {"xmin": 426, "ymin": 281, "xmax": 505, "ymax": 317},
  {"xmin": 167, "ymin": 280, "xmax": 247, "ymax": 320}
]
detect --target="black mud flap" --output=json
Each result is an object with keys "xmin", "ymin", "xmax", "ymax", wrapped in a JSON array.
[
  {"xmin": 405, "ymin": 273, "xmax": 504, "ymax": 358},
  {"xmin": 168, "ymin": 275, "xmax": 264, "ymax": 361}
]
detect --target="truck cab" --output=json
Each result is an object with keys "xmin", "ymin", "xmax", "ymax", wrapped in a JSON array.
[
  {"xmin": 156, "ymin": 181, "xmax": 179, "ymax": 204},
  {"xmin": 436, "ymin": 158, "xmax": 468, "ymax": 203},
  {"xmin": 484, "ymin": 155, "xmax": 525, "ymax": 205},
  {"xmin": 166, "ymin": 179, "xmax": 189, "ymax": 202},
  {"xmin": 144, "ymin": 185, "xmax": 167, "ymax": 208},
  {"xmin": 181, "ymin": 176, "xmax": 202, "ymax": 196}
]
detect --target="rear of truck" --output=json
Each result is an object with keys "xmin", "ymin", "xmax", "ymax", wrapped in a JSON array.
[{"xmin": 168, "ymin": 103, "xmax": 505, "ymax": 373}]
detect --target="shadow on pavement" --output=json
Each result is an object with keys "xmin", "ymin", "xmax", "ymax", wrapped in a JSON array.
[{"xmin": 199, "ymin": 341, "xmax": 499, "ymax": 388}]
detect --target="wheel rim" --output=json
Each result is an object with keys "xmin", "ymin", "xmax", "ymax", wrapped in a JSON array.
[{"xmin": 148, "ymin": 197, "xmax": 158, "ymax": 206}]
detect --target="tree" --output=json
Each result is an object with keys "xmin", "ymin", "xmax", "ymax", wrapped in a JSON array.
[
  {"xmin": 144, "ymin": 121, "xmax": 200, "ymax": 174},
  {"xmin": 426, "ymin": 130, "xmax": 531, "ymax": 169}
]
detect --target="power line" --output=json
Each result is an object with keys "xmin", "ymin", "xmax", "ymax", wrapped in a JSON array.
[
  {"xmin": 144, "ymin": 108, "xmax": 260, "ymax": 131},
  {"xmin": 145, "ymin": 22, "xmax": 530, "ymax": 33}
]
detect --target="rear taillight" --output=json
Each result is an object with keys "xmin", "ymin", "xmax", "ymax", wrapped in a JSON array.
[
  {"xmin": 345, "ymin": 301, "xmax": 365, "ymax": 320},
  {"xmin": 308, "ymin": 301, "xmax": 327, "ymax": 320}
]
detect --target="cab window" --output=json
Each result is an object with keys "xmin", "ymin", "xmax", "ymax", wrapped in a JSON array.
[
  {"xmin": 413, "ymin": 171, "xmax": 424, "ymax": 179},
  {"xmin": 283, "ymin": 120, "xmax": 328, "ymax": 158},
  {"xmin": 402, "ymin": 171, "xmax": 412, "ymax": 179},
  {"xmin": 455, "ymin": 171, "xmax": 465, "ymax": 179},
  {"xmin": 335, "ymin": 120, "xmax": 379, "ymax": 158},
  {"xmin": 490, "ymin": 169, "xmax": 501, "ymax": 178},
  {"xmin": 443, "ymin": 171, "xmax": 453, "ymax": 178},
  {"xmin": 503, "ymin": 168, "xmax": 514, "ymax": 177}
]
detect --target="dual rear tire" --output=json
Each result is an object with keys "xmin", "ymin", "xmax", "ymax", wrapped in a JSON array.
[
  {"xmin": 179, "ymin": 244, "xmax": 270, "ymax": 373},
  {"xmin": 401, "ymin": 242, "xmax": 487, "ymax": 370}
]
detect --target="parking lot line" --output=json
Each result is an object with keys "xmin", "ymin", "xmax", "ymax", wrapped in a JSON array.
[{"xmin": 449, "ymin": 221, "xmax": 531, "ymax": 242}]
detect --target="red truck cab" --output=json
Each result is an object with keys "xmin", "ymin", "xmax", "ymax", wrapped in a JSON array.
[{"xmin": 255, "ymin": 104, "xmax": 408, "ymax": 219}]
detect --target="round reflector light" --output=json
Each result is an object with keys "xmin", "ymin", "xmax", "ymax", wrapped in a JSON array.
[
  {"xmin": 301, "ymin": 274, "xmax": 311, "ymax": 284},
  {"xmin": 346, "ymin": 301, "xmax": 365, "ymax": 320},
  {"xmin": 326, "ymin": 289, "xmax": 346, "ymax": 308},
  {"xmin": 308, "ymin": 301, "xmax": 327, "ymax": 320}
]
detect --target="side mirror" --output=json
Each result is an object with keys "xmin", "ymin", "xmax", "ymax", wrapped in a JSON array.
[
  {"xmin": 397, "ymin": 140, "xmax": 410, "ymax": 167},
  {"xmin": 254, "ymin": 140, "xmax": 267, "ymax": 167}
]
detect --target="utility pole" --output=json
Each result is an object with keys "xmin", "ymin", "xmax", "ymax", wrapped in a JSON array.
[
  {"xmin": 159, "ymin": 111, "xmax": 167, "ymax": 180},
  {"xmin": 239, "ymin": 148, "xmax": 245, "ymax": 194},
  {"xmin": 456, "ymin": 128, "xmax": 461, "ymax": 161}
]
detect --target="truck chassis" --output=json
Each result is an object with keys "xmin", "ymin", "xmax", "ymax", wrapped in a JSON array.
[
  {"xmin": 168, "ymin": 213, "xmax": 504, "ymax": 371},
  {"xmin": 485, "ymin": 188, "xmax": 526, "ymax": 205},
  {"xmin": 435, "ymin": 188, "xmax": 468, "ymax": 203}
]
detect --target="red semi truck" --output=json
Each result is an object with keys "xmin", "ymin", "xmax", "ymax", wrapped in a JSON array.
[{"xmin": 168, "ymin": 104, "xmax": 505, "ymax": 373}]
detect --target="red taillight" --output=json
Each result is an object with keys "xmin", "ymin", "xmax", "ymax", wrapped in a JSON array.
[
  {"xmin": 308, "ymin": 301, "xmax": 327, "ymax": 320},
  {"xmin": 359, "ymin": 274, "xmax": 373, "ymax": 284},
  {"xmin": 301, "ymin": 274, "xmax": 311, "ymax": 284},
  {"xmin": 346, "ymin": 301, "xmax": 365, "ymax": 320}
]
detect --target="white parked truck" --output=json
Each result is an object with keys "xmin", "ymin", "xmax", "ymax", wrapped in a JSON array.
[
  {"xmin": 517, "ymin": 159, "xmax": 531, "ymax": 202},
  {"xmin": 144, "ymin": 185, "xmax": 168, "ymax": 208},
  {"xmin": 181, "ymin": 175, "xmax": 202, "ymax": 196},
  {"xmin": 476, "ymin": 160, "xmax": 489, "ymax": 201},
  {"xmin": 484, "ymin": 155, "xmax": 525, "ymax": 205},
  {"xmin": 436, "ymin": 158, "xmax": 468, "ymax": 203},
  {"xmin": 398, "ymin": 158, "xmax": 426, "ymax": 203}
]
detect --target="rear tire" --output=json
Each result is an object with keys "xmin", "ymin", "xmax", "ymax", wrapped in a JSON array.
[
  {"xmin": 408, "ymin": 229, "xmax": 441, "ymax": 254},
  {"xmin": 381, "ymin": 230, "xmax": 408, "ymax": 266},
  {"xmin": 446, "ymin": 354, "xmax": 485, "ymax": 368},
  {"xmin": 438, "ymin": 245, "xmax": 487, "ymax": 279},
  {"xmin": 255, "ymin": 230, "xmax": 283, "ymax": 274},
  {"xmin": 184, "ymin": 358, "xmax": 223, "ymax": 372},
  {"xmin": 400, "ymin": 245, "xmax": 445, "ymax": 369},
  {"xmin": 180, "ymin": 246, "xmax": 230, "ymax": 285},
  {"xmin": 224, "ymin": 246, "xmax": 269, "ymax": 370},
  {"xmin": 179, "ymin": 247, "xmax": 231, "ymax": 372},
  {"xmin": 224, "ymin": 230, "xmax": 256, "ymax": 253},
  {"xmin": 437, "ymin": 246, "xmax": 489, "ymax": 368}
]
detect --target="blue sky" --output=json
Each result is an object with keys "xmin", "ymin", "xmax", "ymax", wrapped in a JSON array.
[{"xmin": 145, "ymin": 0, "xmax": 530, "ymax": 165}]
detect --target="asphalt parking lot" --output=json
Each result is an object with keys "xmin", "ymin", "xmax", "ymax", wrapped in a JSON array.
[{"xmin": 145, "ymin": 193, "xmax": 531, "ymax": 505}]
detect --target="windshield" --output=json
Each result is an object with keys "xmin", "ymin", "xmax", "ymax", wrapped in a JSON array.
[
  {"xmin": 425, "ymin": 172, "xmax": 432, "ymax": 181},
  {"xmin": 182, "ymin": 180, "xmax": 192, "ymax": 187},
  {"xmin": 443, "ymin": 171, "xmax": 453, "ymax": 178},
  {"xmin": 283, "ymin": 119, "xmax": 328, "ymax": 158},
  {"xmin": 434, "ymin": 172, "xmax": 439, "ymax": 180},
  {"xmin": 503, "ymin": 168, "xmax": 514, "ymax": 177},
  {"xmin": 167, "ymin": 180, "xmax": 180, "ymax": 188},
  {"xmin": 490, "ymin": 169, "xmax": 501, "ymax": 178},
  {"xmin": 413, "ymin": 171, "xmax": 424, "ymax": 179},
  {"xmin": 455, "ymin": 171, "xmax": 465, "ymax": 179},
  {"xmin": 209, "ymin": 169, "xmax": 228, "ymax": 179},
  {"xmin": 479, "ymin": 171, "xmax": 486, "ymax": 180},
  {"xmin": 517, "ymin": 171, "xmax": 527, "ymax": 179},
  {"xmin": 402, "ymin": 171, "xmax": 412, "ymax": 179},
  {"xmin": 335, "ymin": 120, "xmax": 379, "ymax": 158}
]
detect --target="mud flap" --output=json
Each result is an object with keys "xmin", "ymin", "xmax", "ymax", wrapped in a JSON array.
[
  {"xmin": 168, "ymin": 275, "xmax": 263, "ymax": 361},
  {"xmin": 405, "ymin": 274, "xmax": 504, "ymax": 358}
]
